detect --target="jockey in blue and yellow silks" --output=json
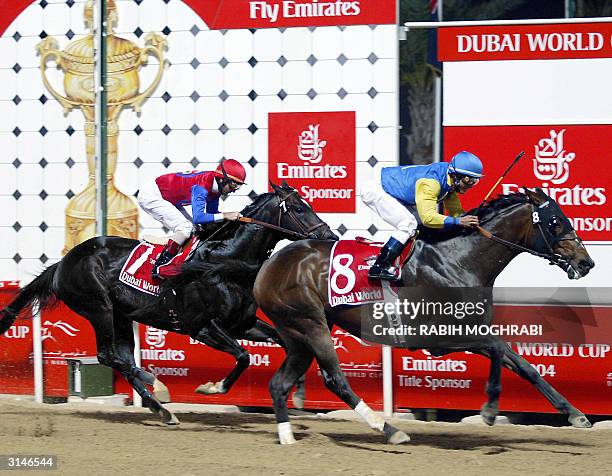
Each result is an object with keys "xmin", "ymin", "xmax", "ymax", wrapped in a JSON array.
[{"xmin": 362, "ymin": 151, "xmax": 484, "ymax": 280}]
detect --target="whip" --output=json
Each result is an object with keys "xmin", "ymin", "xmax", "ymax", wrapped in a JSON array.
[{"xmin": 481, "ymin": 151, "xmax": 525, "ymax": 204}]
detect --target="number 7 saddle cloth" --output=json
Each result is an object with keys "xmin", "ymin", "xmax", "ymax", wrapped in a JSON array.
[
  {"xmin": 119, "ymin": 236, "xmax": 199, "ymax": 296},
  {"xmin": 328, "ymin": 237, "xmax": 414, "ymax": 307}
]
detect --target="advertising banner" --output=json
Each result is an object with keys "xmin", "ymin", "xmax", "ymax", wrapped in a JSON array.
[
  {"xmin": 268, "ymin": 111, "xmax": 357, "ymax": 213},
  {"xmin": 113, "ymin": 321, "xmax": 384, "ymax": 410},
  {"xmin": 438, "ymin": 22, "xmax": 612, "ymax": 61},
  {"xmin": 0, "ymin": 0, "xmax": 397, "ymax": 35},
  {"xmin": 445, "ymin": 125, "xmax": 612, "ymax": 241},
  {"xmin": 0, "ymin": 282, "xmax": 33, "ymax": 395},
  {"xmin": 186, "ymin": 0, "xmax": 396, "ymax": 30}
]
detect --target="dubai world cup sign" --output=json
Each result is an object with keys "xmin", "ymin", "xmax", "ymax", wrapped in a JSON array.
[{"xmin": 268, "ymin": 111, "xmax": 356, "ymax": 213}]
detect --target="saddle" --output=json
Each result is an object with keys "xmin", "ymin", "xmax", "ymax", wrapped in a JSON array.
[
  {"xmin": 327, "ymin": 237, "xmax": 415, "ymax": 307},
  {"xmin": 118, "ymin": 236, "xmax": 199, "ymax": 296}
]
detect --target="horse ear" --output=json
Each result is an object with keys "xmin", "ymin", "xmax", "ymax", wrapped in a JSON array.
[
  {"xmin": 523, "ymin": 186, "xmax": 541, "ymax": 203},
  {"xmin": 281, "ymin": 179, "xmax": 292, "ymax": 190},
  {"xmin": 270, "ymin": 181, "xmax": 281, "ymax": 193}
]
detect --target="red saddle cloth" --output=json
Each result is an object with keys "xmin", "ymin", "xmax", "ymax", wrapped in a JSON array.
[
  {"xmin": 119, "ymin": 237, "xmax": 199, "ymax": 296},
  {"xmin": 328, "ymin": 237, "xmax": 414, "ymax": 307}
]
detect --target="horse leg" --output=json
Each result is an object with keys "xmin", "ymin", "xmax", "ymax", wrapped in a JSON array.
[
  {"xmin": 242, "ymin": 319, "xmax": 307, "ymax": 410},
  {"xmin": 473, "ymin": 340, "xmax": 506, "ymax": 425},
  {"xmin": 111, "ymin": 315, "xmax": 178, "ymax": 425},
  {"xmin": 269, "ymin": 338, "xmax": 314, "ymax": 444},
  {"xmin": 502, "ymin": 344, "xmax": 591, "ymax": 428},
  {"xmin": 192, "ymin": 319, "xmax": 250, "ymax": 395},
  {"xmin": 308, "ymin": 323, "xmax": 409, "ymax": 445}
]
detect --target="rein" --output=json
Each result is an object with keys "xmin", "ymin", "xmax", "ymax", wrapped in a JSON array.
[
  {"xmin": 476, "ymin": 201, "xmax": 576, "ymax": 268},
  {"xmin": 195, "ymin": 189, "xmax": 328, "ymax": 248},
  {"xmin": 238, "ymin": 216, "xmax": 311, "ymax": 239}
]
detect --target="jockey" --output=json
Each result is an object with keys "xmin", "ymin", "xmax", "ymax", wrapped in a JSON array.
[
  {"xmin": 362, "ymin": 151, "xmax": 483, "ymax": 280},
  {"xmin": 137, "ymin": 159, "xmax": 247, "ymax": 279}
]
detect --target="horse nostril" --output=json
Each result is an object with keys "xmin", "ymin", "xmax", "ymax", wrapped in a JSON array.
[{"xmin": 579, "ymin": 259, "xmax": 594, "ymax": 270}]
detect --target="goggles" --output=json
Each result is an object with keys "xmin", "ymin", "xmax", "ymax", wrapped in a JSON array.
[{"xmin": 459, "ymin": 175, "xmax": 479, "ymax": 186}]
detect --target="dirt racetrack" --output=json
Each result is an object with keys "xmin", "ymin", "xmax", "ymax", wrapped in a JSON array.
[{"xmin": 1, "ymin": 397, "xmax": 610, "ymax": 476}]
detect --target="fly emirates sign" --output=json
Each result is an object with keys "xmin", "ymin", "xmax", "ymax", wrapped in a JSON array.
[
  {"xmin": 185, "ymin": 0, "xmax": 396, "ymax": 29},
  {"xmin": 268, "ymin": 111, "xmax": 356, "ymax": 213},
  {"xmin": 249, "ymin": 1, "xmax": 361, "ymax": 23},
  {"xmin": 439, "ymin": 23, "xmax": 612, "ymax": 61}
]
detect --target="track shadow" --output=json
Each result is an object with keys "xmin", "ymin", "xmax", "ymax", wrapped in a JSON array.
[
  {"xmin": 320, "ymin": 431, "xmax": 592, "ymax": 456},
  {"xmin": 73, "ymin": 410, "xmax": 308, "ymax": 439}
]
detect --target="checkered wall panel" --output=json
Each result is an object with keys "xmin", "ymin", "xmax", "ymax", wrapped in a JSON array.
[{"xmin": 0, "ymin": 0, "xmax": 399, "ymax": 282}]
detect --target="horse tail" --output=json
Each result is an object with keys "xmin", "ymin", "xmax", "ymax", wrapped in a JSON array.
[{"xmin": 0, "ymin": 263, "xmax": 60, "ymax": 335}]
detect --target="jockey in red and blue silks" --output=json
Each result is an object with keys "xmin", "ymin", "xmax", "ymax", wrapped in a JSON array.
[
  {"xmin": 137, "ymin": 159, "xmax": 247, "ymax": 279},
  {"xmin": 361, "ymin": 151, "xmax": 484, "ymax": 281}
]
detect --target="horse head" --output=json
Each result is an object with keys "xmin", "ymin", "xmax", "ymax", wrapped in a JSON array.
[
  {"xmin": 522, "ymin": 188, "xmax": 594, "ymax": 279},
  {"xmin": 266, "ymin": 180, "xmax": 338, "ymax": 241}
]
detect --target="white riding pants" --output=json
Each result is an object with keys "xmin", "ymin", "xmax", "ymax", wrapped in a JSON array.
[
  {"xmin": 361, "ymin": 179, "xmax": 418, "ymax": 244},
  {"xmin": 137, "ymin": 181, "xmax": 193, "ymax": 243}
]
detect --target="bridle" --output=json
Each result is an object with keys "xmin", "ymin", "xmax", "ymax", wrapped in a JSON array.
[
  {"xmin": 476, "ymin": 198, "xmax": 581, "ymax": 271},
  {"xmin": 198, "ymin": 189, "xmax": 330, "ymax": 243},
  {"xmin": 239, "ymin": 190, "xmax": 329, "ymax": 239}
]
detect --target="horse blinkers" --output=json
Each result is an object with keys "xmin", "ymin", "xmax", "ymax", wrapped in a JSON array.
[{"xmin": 527, "ymin": 192, "xmax": 594, "ymax": 278}]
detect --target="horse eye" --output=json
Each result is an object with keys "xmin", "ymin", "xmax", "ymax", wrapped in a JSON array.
[
  {"xmin": 548, "ymin": 216, "xmax": 562, "ymax": 234},
  {"xmin": 295, "ymin": 206, "xmax": 304, "ymax": 213}
]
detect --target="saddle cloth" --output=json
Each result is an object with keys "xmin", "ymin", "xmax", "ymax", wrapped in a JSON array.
[
  {"xmin": 119, "ymin": 236, "xmax": 199, "ymax": 296},
  {"xmin": 328, "ymin": 237, "xmax": 414, "ymax": 307}
]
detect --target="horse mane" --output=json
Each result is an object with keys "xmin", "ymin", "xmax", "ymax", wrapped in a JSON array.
[
  {"xmin": 417, "ymin": 192, "xmax": 529, "ymax": 244},
  {"xmin": 193, "ymin": 192, "xmax": 273, "ymax": 242}
]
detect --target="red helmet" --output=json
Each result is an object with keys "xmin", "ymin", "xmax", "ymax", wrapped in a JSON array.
[{"xmin": 215, "ymin": 159, "xmax": 246, "ymax": 184}]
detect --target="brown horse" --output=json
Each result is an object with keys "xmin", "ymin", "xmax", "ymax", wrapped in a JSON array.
[{"xmin": 254, "ymin": 188, "xmax": 595, "ymax": 444}]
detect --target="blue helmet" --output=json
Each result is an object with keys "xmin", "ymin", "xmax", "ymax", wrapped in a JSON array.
[{"xmin": 448, "ymin": 151, "xmax": 484, "ymax": 178}]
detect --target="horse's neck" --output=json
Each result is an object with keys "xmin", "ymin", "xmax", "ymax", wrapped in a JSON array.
[
  {"xmin": 413, "ymin": 204, "xmax": 531, "ymax": 286},
  {"xmin": 207, "ymin": 212, "xmax": 280, "ymax": 263}
]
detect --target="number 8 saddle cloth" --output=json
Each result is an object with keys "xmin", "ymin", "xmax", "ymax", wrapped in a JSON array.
[{"xmin": 328, "ymin": 237, "xmax": 414, "ymax": 307}]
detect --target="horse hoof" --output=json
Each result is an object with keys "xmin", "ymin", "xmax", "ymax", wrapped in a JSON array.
[
  {"xmin": 195, "ymin": 381, "xmax": 223, "ymax": 394},
  {"xmin": 569, "ymin": 414, "xmax": 592, "ymax": 428},
  {"xmin": 480, "ymin": 404, "xmax": 498, "ymax": 426},
  {"xmin": 388, "ymin": 430, "xmax": 410, "ymax": 445},
  {"xmin": 291, "ymin": 392, "xmax": 305, "ymax": 410},
  {"xmin": 279, "ymin": 434, "xmax": 297, "ymax": 445},
  {"xmin": 161, "ymin": 408, "xmax": 180, "ymax": 426}
]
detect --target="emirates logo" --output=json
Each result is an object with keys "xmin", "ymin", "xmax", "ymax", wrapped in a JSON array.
[
  {"xmin": 533, "ymin": 129, "xmax": 576, "ymax": 185},
  {"xmin": 145, "ymin": 326, "xmax": 168, "ymax": 348},
  {"xmin": 298, "ymin": 124, "xmax": 327, "ymax": 164}
]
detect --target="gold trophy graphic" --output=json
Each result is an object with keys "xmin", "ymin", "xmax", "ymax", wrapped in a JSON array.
[{"xmin": 36, "ymin": 0, "xmax": 167, "ymax": 254}]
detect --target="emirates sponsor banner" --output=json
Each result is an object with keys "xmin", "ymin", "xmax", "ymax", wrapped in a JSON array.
[
  {"xmin": 445, "ymin": 125, "xmax": 612, "ymax": 241},
  {"xmin": 114, "ymin": 315, "xmax": 383, "ymax": 409},
  {"xmin": 268, "ymin": 111, "xmax": 356, "ymax": 213},
  {"xmin": 439, "ymin": 22, "xmax": 612, "ymax": 61},
  {"xmin": 393, "ymin": 308, "xmax": 612, "ymax": 415},
  {"xmin": 186, "ymin": 0, "xmax": 396, "ymax": 30}
]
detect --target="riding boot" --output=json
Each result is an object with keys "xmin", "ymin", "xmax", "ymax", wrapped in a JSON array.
[
  {"xmin": 152, "ymin": 239, "xmax": 181, "ymax": 280},
  {"xmin": 368, "ymin": 237, "xmax": 407, "ymax": 281}
]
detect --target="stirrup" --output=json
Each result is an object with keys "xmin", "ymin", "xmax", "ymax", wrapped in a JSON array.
[{"xmin": 368, "ymin": 264, "xmax": 400, "ymax": 281}]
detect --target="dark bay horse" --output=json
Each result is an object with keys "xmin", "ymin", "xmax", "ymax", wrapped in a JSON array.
[
  {"xmin": 254, "ymin": 188, "xmax": 595, "ymax": 444},
  {"xmin": 0, "ymin": 182, "xmax": 336, "ymax": 425}
]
